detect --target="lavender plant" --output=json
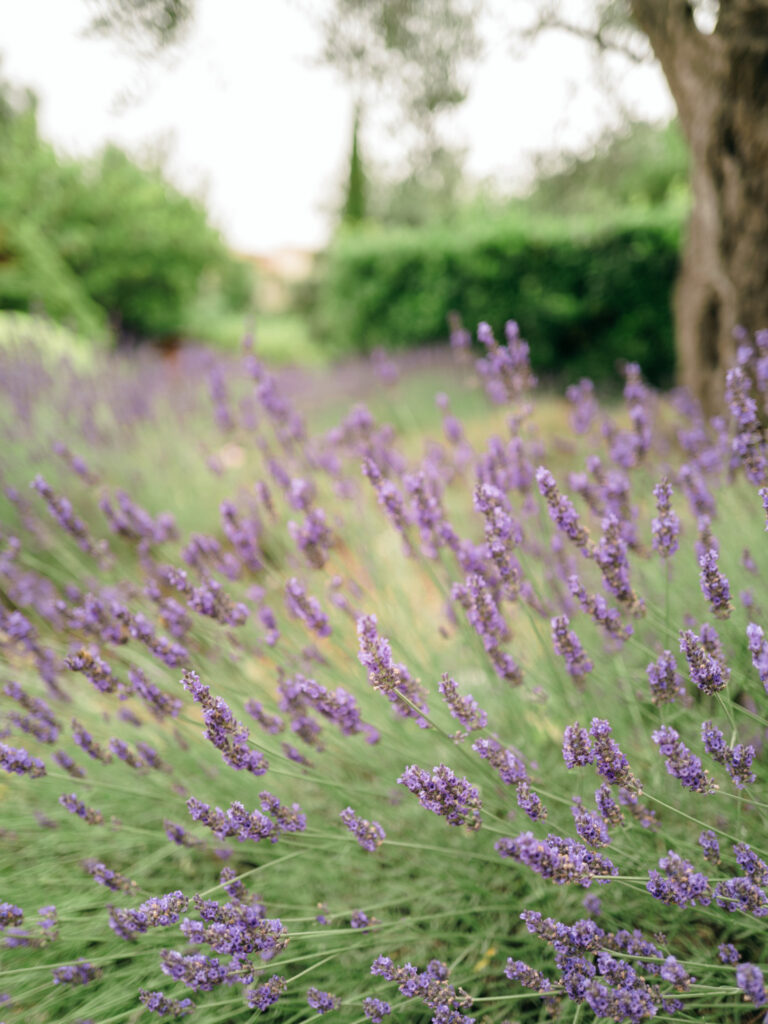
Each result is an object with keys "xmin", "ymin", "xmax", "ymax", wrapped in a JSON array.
[{"xmin": 0, "ymin": 323, "xmax": 767, "ymax": 1023}]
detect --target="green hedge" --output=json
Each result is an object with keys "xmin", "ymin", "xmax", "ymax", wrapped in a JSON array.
[
  {"xmin": 315, "ymin": 207, "xmax": 684, "ymax": 386},
  {"xmin": 0, "ymin": 85, "xmax": 251, "ymax": 344}
]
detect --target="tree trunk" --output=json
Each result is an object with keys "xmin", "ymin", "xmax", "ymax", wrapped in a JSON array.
[{"xmin": 630, "ymin": 1, "xmax": 768, "ymax": 413}]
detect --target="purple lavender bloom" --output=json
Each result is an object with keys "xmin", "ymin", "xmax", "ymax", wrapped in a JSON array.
[
  {"xmin": 65, "ymin": 648, "xmax": 121, "ymax": 695},
  {"xmin": 350, "ymin": 909, "xmax": 374, "ymax": 931},
  {"xmin": 495, "ymin": 832, "xmax": 617, "ymax": 887},
  {"xmin": 761, "ymin": 486, "xmax": 768, "ymax": 529},
  {"xmin": 0, "ymin": 904, "xmax": 23, "ymax": 928},
  {"xmin": 725, "ymin": 366, "xmax": 767, "ymax": 485},
  {"xmin": 340, "ymin": 807, "xmax": 385, "ymax": 851},
  {"xmin": 398, "ymin": 764, "xmax": 482, "ymax": 830},
  {"xmin": 551, "ymin": 615, "xmax": 593, "ymax": 683},
  {"xmin": 504, "ymin": 958, "xmax": 553, "ymax": 993},
  {"xmin": 473, "ymin": 483, "xmax": 522, "ymax": 589},
  {"xmin": 186, "ymin": 797, "xmax": 277, "ymax": 843},
  {"xmin": 652, "ymin": 725, "xmax": 716, "ymax": 793},
  {"xmin": 3, "ymin": 682, "xmax": 59, "ymax": 744},
  {"xmin": 289, "ymin": 507, "xmax": 333, "ymax": 569},
  {"xmin": 159, "ymin": 950, "xmax": 230, "ymax": 991},
  {"xmin": 698, "ymin": 829, "xmax": 720, "ymax": 864},
  {"xmin": 58, "ymin": 793, "xmax": 103, "ymax": 825},
  {"xmin": 0, "ymin": 742, "xmax": 46, "ymax": 777},
  {"xmin": 679, "ymin": 628, "xmax": 730, "ymax": 694},
  {"xmin": 100, "ymin": 491, "xmax": 176, "ymax": 546},
  {"xmin": 699, "ymin": 548, "xmax": 732, "ymax": 619},
  {"xmin": 438, "ymin": 675, "xmax": 487, "ymax": 737},
  {"xmin": 110, "ymin": 892, "xmax": 190, "ymax": 940},
  {"xmin": 701, "ymin": 720, "xmax": 756, "ymax": 788},
  {"xmin": 129, "ymin": 667, "xmax": 182, "ymax": 721},
  {"xmin": 582, "ymin": 893, "xmax": 601, "ymax": 917},
  {"xmin": 245, "ymin": 700, "xmax": 284, "ymax": 735},
  {"xmin": 747, "ymin": 622, "xmax": 768, "ymax": 690},
  {"xmin": 362, "ymin": 459, "xmax": 414, "ymax": 556},
  {"xmin": 566, "ymin": 378, "xmax": 598, "ymax": 434},
  {"xmin": 646, "ymin": 650, "xmax": 685, "ymax": 706},
  {"xmin": 472, "ymin": 737, "xmax": 526, "ymax": 785},
  {"xmin": 589, "ymin": 719, "xmax": 640, "ymax": 792},
  {"xmin": 31, "ymin": 476, "xmax": 103, "ymax": 557},
  {"xmin": 404, "ymin": 471, "xmax": 456, "ymax": 559},
  {"xmin": 651, "ymin": 478, "xmax": 680, "ymax": 557},
  {"xmin": 451, "ymin": 575, "xmax": 521, "ymax": 685},
  {"xmin": 220, "ymin": 500, "xmax": 262, "ymax": 572},
  {"xmin": 285, "ymin": 577, "xmax": 331, "ymax": 637},
  {"xmin": 736, "ymin": 963, "xmax": 768, "ymax": 1007},
  {"xmin": 595, "ymin": 514, "xmax": 643, "ymax": 614},
  {"xmin": 562, "ymin": 723, "xmax": 594, "ymax": 769},
  {"xmin": 567, "ymin": 576, "xmax": 631, "ymax": 641},
  {"xmin": 594, "ymin": 784, "xmax": 624, "ymax": 826},
  {"xmin": 718, "ymin": 943, "xmax": 740, "ymax": 964},
  {"xmin": 139, "ymin": 990, "xmax": 195, "ymax": 1016},
  {"xmin": 52, "ymin": 961, "xmax": 102, "ymax": 986},
  {"xmin": 357, "ymin": 614, "xmax": 429, "ymax": 726},
  {"xmin": 647, "ymin": 851, "xmax": 711, "ymax": 907},
  {"xmin": 181, "ymin": 670, "xmax": 268, "ymax": 777},
  {"xmin": 362, "ymin": 996, "xmax": 391, "ymax": 1021},
  {"xmin": 535, "ymin": 467, "xmax": 594, "ymax": 555},
  {"xmin": 571, "ymin": 797, "xmax": 611, "ymax": 848},
  {"xmin": 714, "ymin": 875, "xmax": 768, "ymax": 917},
  {"xmin": 306, "ymin": 987, "xmax": 341, "ymax": 1014},
  {"xmin": 246, "ymin": 975, "xmax": 287, "ymax": 1011},
  {"xmin": 734, "ymin": 842, "xmax": 768, "ymax": 885},
  {"xmin": 82, "ymin": 859, "xmax": 136, "ymax": 893}
]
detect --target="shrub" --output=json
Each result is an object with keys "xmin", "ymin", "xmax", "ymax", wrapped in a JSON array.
[
  {"xmin": 315, "ymin": 208, "xmax": 682, "ymax": 386},
  {"xmin": 0, "ymin": 80, "xmax": 249, "ymax": 343}
]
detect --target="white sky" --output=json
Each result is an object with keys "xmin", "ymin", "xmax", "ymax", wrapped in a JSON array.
[{"xmin": 2, "ymin": 0, "xmax": 675, "ymax": 253}]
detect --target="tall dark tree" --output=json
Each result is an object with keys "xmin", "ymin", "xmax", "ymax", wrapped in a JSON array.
[
  {"xmin": 629, "ymin": 0, "xmax": 768, "ymax": 412},
  {"xmin": 342, "ymin": 105, "xmax": 367, "ymax": 225},
  {"xmin": 525, "ymin": 0, "xmax": 768, "ymax": 411}
]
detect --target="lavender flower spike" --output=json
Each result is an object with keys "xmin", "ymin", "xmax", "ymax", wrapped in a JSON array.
[
  {"xmin": 551, "ymin": 615, "xmax": 593, "ymax": 684},
  {"xmin": 747, "ymin": 622, "xmax": 768, "ymax": 690},
  {"xmin": 398, "ymin": 764, "xmax": 482, "ymax": 830},
  {"xmin": 646, "ymin": 650, "xmax": 685, "ymax": 706},
  {"xmin": 340, "ymin": 807, "xmax": 386, "ymax": 851},
  {"xmin": 651, "ymin": 478, "xmax": 680, "ymax": 557},
  {"xmin": 438, "ymin": 674, "xmax": 487, "ymax": 737},
  {"xmin": 699, "ymin": 548, "xmax": 732, "ymax": 619},
  {"xmin": 652, "ymin": 725, "xmax": 716, "ymax": 793},
  {"xmin": 495, "ymin": 832, "xmax": 617, "ymax": 887},
  {"xmin": 0, "ymin": 743, "xmax": 46, "ymax": 777},
  {"xmin": 357, "ymin": 614, "xmax": 430, "ymax": 726},
  {"xmin": 679, "ymin": 628, "xmax": 730, "ymax": 694},
  {"xmin": 535, "ymin": 467, "xmax": 595, "ymax": 556}
]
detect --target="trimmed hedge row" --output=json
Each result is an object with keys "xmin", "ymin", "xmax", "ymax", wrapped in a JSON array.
[{"xmin": 314, "ymin": 208, "xmax": 684, "ymax": 386}]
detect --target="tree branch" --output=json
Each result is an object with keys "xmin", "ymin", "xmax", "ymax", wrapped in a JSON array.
[{"xmin": 520, "ymin": 10, "xmax": 650, "ymax": 64}]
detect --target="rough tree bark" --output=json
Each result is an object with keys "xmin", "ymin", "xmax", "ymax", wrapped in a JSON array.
[{"xmin": 630, "ymin": 0, "xmax": 768, "ymax": 413}]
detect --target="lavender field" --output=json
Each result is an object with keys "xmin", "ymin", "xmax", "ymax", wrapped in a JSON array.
[{"xmin": 1, "ymin": 321, "xmax": 768, "ymax": 1024}]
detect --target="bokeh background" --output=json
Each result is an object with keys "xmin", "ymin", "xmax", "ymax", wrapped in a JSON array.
[{"xmin": 2, "ymin": 0, "xmax": 689, "ymax": 384}]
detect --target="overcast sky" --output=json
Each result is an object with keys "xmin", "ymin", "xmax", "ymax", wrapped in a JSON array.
[{"xmin": 3, "ymin": 0, "xmax": 675, "ymax": 253}]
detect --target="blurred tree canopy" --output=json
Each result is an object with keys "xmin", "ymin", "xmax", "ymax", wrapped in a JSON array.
[
  {"xmin": 64, "ymin": 2, "xmax": 768, "ymax": 406},
  {"xmin": 527, "ymin": 120, "xmax": 689, "ymax": 216},
  {"xmin": 0, "ymin": 72, "xmax": 251, "ymax": 343}
]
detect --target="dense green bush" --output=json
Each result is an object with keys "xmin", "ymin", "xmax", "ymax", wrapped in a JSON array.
[
  {"xmin": 315, "ymin": 206, "xmax": 683, "ymax": 386},
  {"xmin": 0, "ymin": 80, "xmax": 251, "ymax": 343}
]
